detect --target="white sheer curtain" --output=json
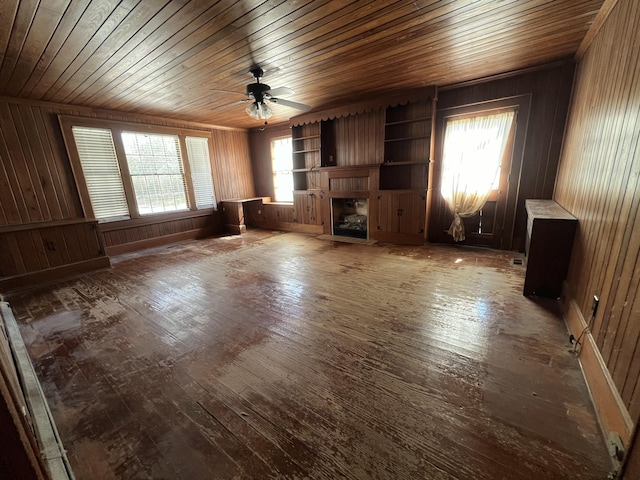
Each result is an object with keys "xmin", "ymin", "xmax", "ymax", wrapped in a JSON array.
[{"xmin": 440, "ymin": 110, "xmax": 515, "ymax": 241}]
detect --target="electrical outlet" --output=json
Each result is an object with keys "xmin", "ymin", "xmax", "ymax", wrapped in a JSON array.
[{"xmin": 592, "ymin": 295, "xmax": 600, "ymax": 317}]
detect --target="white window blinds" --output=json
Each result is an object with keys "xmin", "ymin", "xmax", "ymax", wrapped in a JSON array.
[
  {"xmin": 71, "ymin": 126, "xmax": 130, "ymax": 222},
  {"xmin": 121, "ymin": 132, "xmax": 188, "ymax": 215},
  {"xmin": 185, "ymin": 136, "xmax": 216, "ymax": 208}
]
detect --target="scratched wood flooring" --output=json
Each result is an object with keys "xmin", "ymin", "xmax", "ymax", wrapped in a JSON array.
[{"xmin": 6, "ymin": 230, "xmax": 611, "ymax": 479}]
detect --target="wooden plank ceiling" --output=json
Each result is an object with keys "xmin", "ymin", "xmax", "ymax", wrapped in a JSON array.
[{"xmin": 0, "ymin": 0, "xmax": 604, "ymax": 129}]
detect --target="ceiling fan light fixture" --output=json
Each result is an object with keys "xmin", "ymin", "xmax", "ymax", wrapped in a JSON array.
[{"xmin": 246, "ymin": 101, "xmax": 272, "ymax": 120}]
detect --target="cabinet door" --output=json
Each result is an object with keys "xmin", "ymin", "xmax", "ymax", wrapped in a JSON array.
[
  {"xmin": 376, "ymin": 193, "xmax": 425, "ymax": 244},
  {"xmin": 377, "ymin": 192, "xmax": 400, "ymax": 233},
  {"xmin": 294, "ymin": 191, "xmax": 322, "ymax": 225}
]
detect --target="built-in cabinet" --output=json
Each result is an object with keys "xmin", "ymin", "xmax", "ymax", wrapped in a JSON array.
[
  {"xmin": 270, "ymin": 87, "xmax": 437, "ymax": 245},
  {"xmin": 293, "ymin": 191, "xmax": 322, "ymax": 225},
  {"xmin": 376, "ymin": 192, "xmax": 426, "ymax": 244},
  {"xmin": 375, "ymin": 97, "xmax": 435, "ymax": 243}
]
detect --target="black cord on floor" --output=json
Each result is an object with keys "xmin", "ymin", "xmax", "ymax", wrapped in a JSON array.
[{"xmin": 572, "ymin": 311, "xmax": 596, "ymax": 356}]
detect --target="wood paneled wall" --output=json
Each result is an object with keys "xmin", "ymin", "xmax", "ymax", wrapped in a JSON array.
[
  {"xmin": 250, "ymin": 123, "xmax": 291, "ymax": 200},
  {"xmin": 0, "ymin": 220, "xmax": 103, "ymax": 277},
  {"xmin": 211, "ymin": 129, "xmax": 255, "ymax": 201},
  {"xmin": 434, "ymin": 62, "xmax": 575, "ymax": 251},
  {"xmin": 100, "ymin": 212, "xmax": 219, "ymax": 256},
  {"xmin": 250, "ymin": 110, "xmax": 387, "ymax": 201},
  {"xmin": 0, "ymin": 97, "xmax": 254, "ymax": 224},
  {"xmin": 554, "ymin": 0, "xmax": 640, "ymax": 442},
  {"xmin": 0, "ymin": 101, "xmax": 84, "ymax": 225},
  {"xmin": 250, "ymin": 66, "xmax": 574, "ymax": 248},
  {"xmin": 0, "ymin": 96, "xmax": 254, "ymax": 291},
  {"xmin": 334, "ymin": 110, "xmax": 385, "ymax": 166}
]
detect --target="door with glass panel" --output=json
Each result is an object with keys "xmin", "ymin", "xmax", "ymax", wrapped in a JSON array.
[{"xmin": 431, "ymin": 100, "xmax": 527, "ymax": 249}]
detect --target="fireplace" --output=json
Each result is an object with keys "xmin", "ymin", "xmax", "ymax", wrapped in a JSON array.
[{"xmin": 331, "ymin": 198, "xmax": 368, "ymax": 239}]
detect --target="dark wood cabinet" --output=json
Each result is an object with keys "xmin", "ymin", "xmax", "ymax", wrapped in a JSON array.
[
  {"xmin": 293, "ymin": 190, "xmax": 322, "ymax": 225},
  {"xmin": 376, "ymin": 192, "xmax": 426, "ymax": 244},
  {"xmin": 524, "ymin": 199, "xmax": 577, "ymax": 298}
]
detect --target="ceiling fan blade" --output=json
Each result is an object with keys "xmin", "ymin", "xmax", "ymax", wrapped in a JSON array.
[
  {"xmin": 219, "ymin": 99, "xmax": 250, "ymax": 108},
  {"xmin": 210, "ymin": 88, "xmax": 246, "ymax": 96},
  {"xmin": 265, "ymin": 87, "xmax": 294, "ymax": 97},
  {"xmin": 269, "ymin": 97, "xmax": 311, "ymax": 112}
]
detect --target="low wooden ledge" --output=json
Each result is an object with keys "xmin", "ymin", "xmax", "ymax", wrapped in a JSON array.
[
  {"xmin": 0, "ymin": 257, "xmax": 111, "ymax": 296},
  {"xmin": 0, "ymin": 218, "xmax": 98, "ymax": 234}
]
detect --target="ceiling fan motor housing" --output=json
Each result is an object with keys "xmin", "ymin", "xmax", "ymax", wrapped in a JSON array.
[{"xmin": 246, "ymin": 82, "xmax": 271, "ymax": 102}]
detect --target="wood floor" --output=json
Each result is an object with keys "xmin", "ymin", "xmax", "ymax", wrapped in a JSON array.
[{"xmin": 6, "ymin": 230, "xmax": 611, "ymax": 479}]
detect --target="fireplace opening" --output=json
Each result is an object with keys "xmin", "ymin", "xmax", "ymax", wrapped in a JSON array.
[{"xmin": 331, "ymin": 198, "xmax": 368, "ymax": 239}]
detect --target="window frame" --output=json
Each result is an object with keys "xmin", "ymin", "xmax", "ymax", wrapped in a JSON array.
[
  {"xmin": 59, "ymin": 115, "xmax": 218, "ymax": 223},
  {"xmin": 270, "ymin": 135, "xmax": 294, "ymax": 204},
  {"xmin": 431, "ymin": 95, "xmax": 531, "ymax": 249}
]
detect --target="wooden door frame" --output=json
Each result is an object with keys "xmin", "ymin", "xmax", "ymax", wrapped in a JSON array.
[{"xmin": 429, "ymin": 95, "xmax": 531, "ymax": 249}]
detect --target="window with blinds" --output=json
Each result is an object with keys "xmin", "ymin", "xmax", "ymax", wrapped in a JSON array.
[
  {"xmin": 185, "ymin": 136, "xmax": 217, "ymax": 208},
  {"xmin": 121, "ymin": 132, "xmax": 188, "ymax": 215},
  {"xmin": 71, "ymin": 126, "xmax": 130, "ymax": 222},
  {"xmin": 64, "ymin": 117, "xmax": 217, "ymax": 222}
]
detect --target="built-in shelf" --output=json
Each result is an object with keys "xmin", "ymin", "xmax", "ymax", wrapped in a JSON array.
[
  {"xmin": 293, "ymin": 189, "xmax": 322, "ymax": 193},
  {"xmin": 384, "ymin": 116, "xmax": 432, "ymax": 126},
  {"xmin": 381, "ymin": 161, "xmax": 429, "ymax": 166},
  {"xmin": 293, "ymin": 134, "xmax": 320, "ymax": 141},
  {"xmin": 292, "ymin": 148, "xmax": 320, "ymax": 154},
  {"xmin": 376, "ymin": 188, "xmax": 426, "ymax": 195},
  {"xmin": 286, "ymin": 87, "xmax": 437, "ymax": 245},
  {"xmin": 381, "ymin": 100, "xmax": 433, "ymax": 191},
  {"xmin": 319, "ymin": 163, "xmax": 378, "ymax": 172},
  {"xmin": 292, "ymin": 119, "xmax": 336, "ymax": 192},
  {"xmin": 384, "ymin": 136, "xmax": 431, "ymax": 143}
]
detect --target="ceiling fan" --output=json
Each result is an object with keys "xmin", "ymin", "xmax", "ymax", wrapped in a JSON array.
[{"xmin": 239, "ymin": 66, "xmax": 311, "ymax": 121}]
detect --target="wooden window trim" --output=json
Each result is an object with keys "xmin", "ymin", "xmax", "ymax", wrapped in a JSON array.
[
  {"xmin": 431, "ymin": 95, "xmax": 532, "ymax": 249},
  {"xmin": 271, "ymin": 135, "xmax": 294, "ymax": 204},
  {"xmin": 58, "ymin": 115, "xmax": 217, "ymax": 223}
]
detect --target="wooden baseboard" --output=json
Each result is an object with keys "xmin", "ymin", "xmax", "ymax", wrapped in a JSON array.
[
  {"xmin": 0, "ymin": 257, "xmax": 111, "ymax": 295},
  {"xmin": 247, "ymin": 222, "xmax": 323, "ymax": 235},
  {"xmin": 104, "ymin": 228, "xmax": 215, "ymax": 256},
  {"xmin": 563, "ymin": 297, "xmax": 633, "ymax": 445},
  {"xmin": 374, "ymin": 231, "xmax": 425, "ymax": 245},
  {"xmin": 224, "ymin": 224, "xmax": 247, "ymax": 235}
]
